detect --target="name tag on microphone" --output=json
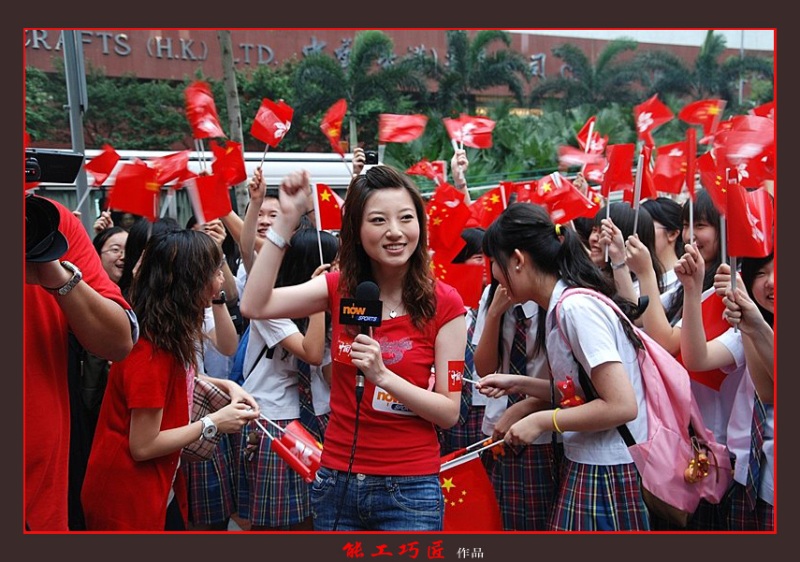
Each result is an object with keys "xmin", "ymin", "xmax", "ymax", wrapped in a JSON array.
[
  {"xmin": 372, "ymin": 386, "xmax": 417, "ymax": 416},
  {"xmin": 339, "ymin": 298, "xmax": 382, "ymax": 326}
]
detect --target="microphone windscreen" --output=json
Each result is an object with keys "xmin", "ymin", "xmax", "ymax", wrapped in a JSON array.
[{"xmin": 355, "ymin": 280, "xmax": 380, "ymax": 301}]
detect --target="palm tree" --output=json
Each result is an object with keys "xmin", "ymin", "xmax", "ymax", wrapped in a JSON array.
[
  {"xmin": 410, "ymin": 30, "xmax": 530, "ymax": 116},
  {"xmin": 529, "ymin": 38, "xmax": 644, "ymax": 111},
  {"xmin": 291, "ymin": 29, "xmax": 428, "ymax": 149}
]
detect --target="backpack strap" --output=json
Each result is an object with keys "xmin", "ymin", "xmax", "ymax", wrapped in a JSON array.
[{"xmin": 246, "ymin": 344, "xmax": 274, "ymax": 379}]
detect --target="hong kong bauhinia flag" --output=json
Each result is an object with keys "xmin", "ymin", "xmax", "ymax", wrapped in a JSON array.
[
  {"xmin": 320, "ymin": 99, "xmax": 347, "ymax": 156},
  {"xmin": 84, "ymin": 144, "xmax": 120, "ymax": 186},
  {"xmin": 726, "ymin": 183, "xmax": 773, "ymax": 258},
  {"xmin": 251, "ymin": 98, "xmax": 294, "ymax": 148},
  {"xmin": 634, "ymin": 94, "xmax": 674, "ymax": 147},
  {"xmin": 184, "ymin": 81, "xmax": 226, "ymax": 139},
  {"xmin": 378, "ymin": 113, "xmax": 428, "ymax": 143},
  {"xmin": 442, "ymin": 114, "xmax": 495, "ymax": 149},
  {"xmin": 576, "ymin": 116, "xmax": 607, "ymax": 154}
]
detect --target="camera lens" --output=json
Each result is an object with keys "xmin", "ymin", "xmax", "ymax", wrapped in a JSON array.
[{"xmin": 365, "ymin": 150, "xmax": 379, "ymax": 165}]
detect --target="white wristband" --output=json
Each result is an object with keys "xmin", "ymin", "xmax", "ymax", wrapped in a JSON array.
[
  {"xmin": 265, "ymin": 227, "xmax": 289, "ymax": 250},
  {"xmin": 610, "ymin": 260, "xmax": 627, "ymax": 270}
]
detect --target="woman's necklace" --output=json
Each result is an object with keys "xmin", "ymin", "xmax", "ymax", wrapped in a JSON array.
[{"xmin": 383, "ymin": 297, "xmax": 403, "ymax": 319}]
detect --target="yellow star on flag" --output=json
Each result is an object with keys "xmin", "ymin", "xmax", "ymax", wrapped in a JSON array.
[
  {"xmin": 320, "ymin": 191, "xmax": 332, "ymax": 202},
  {"xmin": 441, "ymin": 477, "xmax": 455, "ymax": 492}
]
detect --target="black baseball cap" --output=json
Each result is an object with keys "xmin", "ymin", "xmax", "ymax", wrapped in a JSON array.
[{"xmin": 25, "ymin": 194, "xmax": 69, "ymax": 262}]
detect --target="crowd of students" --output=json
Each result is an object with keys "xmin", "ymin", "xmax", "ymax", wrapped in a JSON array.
[{"xmin": 24, "ymin": 146, "xmax": 774, "ymax": 532}]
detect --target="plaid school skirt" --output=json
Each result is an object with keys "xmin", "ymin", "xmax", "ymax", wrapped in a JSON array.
[
  {"xmin": 237, "ymin": 418, "xmax": 311, "ymax": 528},
  {"xmin": 549, "ymin": 458, "xmax": 650, "ymax": 531},
  {"xmin": 438, "ymin": 405, "xmax": 486, "ymax": 456},
  {"xmin": 726, "ymin": 482, "xmax": 774, "ymax": 531},
  {"xmin": 182, "ymin": 432, "xmax": 237, "ymax": 526},
  {"xmin": 491, "ymin": 441, "xmax": 563, "ymax": 531}
]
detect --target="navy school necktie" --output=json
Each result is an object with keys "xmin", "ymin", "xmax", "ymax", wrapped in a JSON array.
[
  {"xmin": 744, "ymin": 394, "xmax": 767, "ymax": 510},
  {"xmin": 507, "ymin": 306, "xmax": 528, "ymax": 406}
]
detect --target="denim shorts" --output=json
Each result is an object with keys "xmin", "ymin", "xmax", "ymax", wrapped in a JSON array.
[{"xmin": 310, "ymin": 466, "xmax": 444, "ymax": 531}]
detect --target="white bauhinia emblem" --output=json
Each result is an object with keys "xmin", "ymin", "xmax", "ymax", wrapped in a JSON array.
[
  {"xmin": 273, "ymin": 120, "xmax": 291, "ymax": 140},
  {"xmin": 637, "ymin": 112, "xmax": 654, "ymax": 132}
]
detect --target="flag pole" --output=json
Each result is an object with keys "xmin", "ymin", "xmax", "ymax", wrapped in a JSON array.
[
  {"xmin": 73, "ymin": 185, "xmax": 94, "ymax": 214},
  {"xmin": 378, "ymin": 143, "xmax": 386, "ymax": 165},
  {"xmin": 632, "ymin": 150, "xmax": 645, "ymax": 234},
  {"xmin": 159, "ymin": 189, "xmax": 175, "ymax": 218},
  {"xmin": 580, "ymin": 120, "xmax": 595, "ymax": 176},
  {"xmin": 341, "ymin": 154, "xmax": 353, "ymax": 177},
  {"xmin": 312, "ymin": 183, "xmax": 325, "ymax": 265},
  {"xmin": 259, "ymin": 144, "xmax": 270, "ymax": 169}
]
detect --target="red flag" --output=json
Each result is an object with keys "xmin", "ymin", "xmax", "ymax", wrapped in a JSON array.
[
  {"xmin": 639, "ymin": 145, "xmax": 658, "ymax": 201},
  {"xmin": 277, "ymin": 420, "xmax": 322, "ymax": 483},
  {"xmin": 320, "ymin": 99, "xmax": 347, "ymax": 156},
  {"xmin": 697, "ymin": 151, "xmax": 727, "ymax": 215},
  {"xmin": 406, "ymin": 159, "xmax": 440, "ymax": 181},
  {"xmin": 185, "ymin": 173, "xmax": 232, "ymax": 224},
  {"xmin": 503, "ymin": 180, "xmax": 539, "ymax": 204},
  {"xmin": 713, "ymin": 115, "xmax": 774, "ymax": 188},
  {"xmin": 558, "ymin": 145, "xmax": 602, "ymax": 168},
  {"xmin": 538, "ymin": 173, "xmax": 600, "ymax": 223},
  {"xmin": 653, "ymin": 141, "xmax": 688, "ymax": 195},
  {"xmin": 601, "ymin": 144, "xmax": 635, "ymax": 197},
  {"xmin": 436, "ymin": 263, "xmax": 484, "ymax": 310},
  {"xmin": 314, "ymin": 183, "xmax": 343, "ymax": 231},
  {"xmin": 442, "ymin": 114, "xmax": 495, "ymax": 149},
  {"xmin": 633, "ymin": 94, "xmax": 674, "ymax": 147},
  {"xmin": 576, "ymin": 116, "xmax": 607, "ymax": 154},
  {"xmin": 251, "ymin": 98, "xmax": 294, "ymax": 148},
  {"xmin": 750, "ymin": 101, "xmax": 775, "ymax": 120},
  {"xmin": 184, "ymin": 81, "xmax": 225, "ymax": 139},
  {"xmin": 467, "ymin": 185, "xmax": 506, "ymax": 229},
  {"xmin": 440, "ymin": 450, "xmax": 503, "ymax": 531},
  {"xmin": 582, "ymin": 157, "xmax": 608, "ymax": 185},
  {"xmin": 427, "ymin": 182, "xmax": 472, "ymax": 253},
  {"xmin": 726, "ymin": 184, "xmax": 773, "ymax": 258},
  {"xmin": 84, "ymin": 144, "xmax": 120, "ymax": 187},
  {"xmin": 149, "ymin": 150, "xmax": 191, "ymax": 188},
  {"xmin": 678, "ymin": 98, "xmax": 726, "ymax": 140},
  {"xmin": 378, "ymin": 113, "xmax": 428, "ymax": 143},
  {"xmin": 107, "ymin": 161, "xmax": 160, "ymax": 221},
  {"xmin": 211, "ymin": 140, "xmax": 247, "ymax": 187},
  {"xmin": 677, "ymin": 291, "xmax": 731, "ymax": 390}
]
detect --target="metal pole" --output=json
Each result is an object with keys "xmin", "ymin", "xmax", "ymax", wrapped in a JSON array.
[
  {"xmin": 63, "ymin": 30, "xmax": 92, "ymax": 233},
  {"xmin": 738, "ymin": 30, "xmax": 745, "ymax": 105}
]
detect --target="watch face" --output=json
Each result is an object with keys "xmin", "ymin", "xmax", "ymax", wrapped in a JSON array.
[{"xmin": 202, "ymin": 417, "xmax": 217, "ymax": 438}]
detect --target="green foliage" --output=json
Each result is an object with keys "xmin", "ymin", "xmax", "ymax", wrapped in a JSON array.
[{"xmin": 25, "ymin": 66, "xmax": 68, "ymax": 143}]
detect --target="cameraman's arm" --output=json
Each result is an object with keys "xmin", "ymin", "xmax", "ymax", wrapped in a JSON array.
[{"xmin": 30, "ymin": 259, "xmax": 134, "ymax": 362}]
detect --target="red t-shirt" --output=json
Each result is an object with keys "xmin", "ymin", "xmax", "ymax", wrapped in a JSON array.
[
  {"xmin": 81, "ymin": 338, "xmax": 189, "ymax": 530},
  {"xmin": 323, "ymin": 272, "xmax": 464, "ymax": 475},
  {"xmin": 24, "ymin": 198, "xmax": 132, "ymax": 530}
]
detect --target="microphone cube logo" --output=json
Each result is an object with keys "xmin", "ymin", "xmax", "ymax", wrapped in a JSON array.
[{"xmin": 448, "ymin": 361, "xmax": 465, "ymax": 391}]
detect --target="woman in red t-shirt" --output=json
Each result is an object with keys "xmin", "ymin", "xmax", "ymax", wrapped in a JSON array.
[
  {"xmin": 241, "ymin": 165, "xmax": 466, "ymax": 531},
  {"xmin": 81, "ymin": 229, "xmax": 259, "ymax": 531}
]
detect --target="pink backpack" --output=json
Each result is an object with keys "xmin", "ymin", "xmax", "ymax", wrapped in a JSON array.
[{"xmin": 555, "ymin": 287, "xmax": 733, "ymax": 527}]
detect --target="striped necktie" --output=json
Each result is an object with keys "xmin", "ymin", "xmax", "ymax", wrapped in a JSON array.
[
  {"xmin": 297, "ymin": 360, "xmax": 323, "ymax": 443},
  {"xmin": 745, "ymin": 394, "xmax": 767, "ymax": 510},
  {"xmin": 458, "ymin": 312, "xmax": 477, "ymax": 425},
  {"xmin": 507, "ymin": 306, "xmax": 528, "ymax": 405}
]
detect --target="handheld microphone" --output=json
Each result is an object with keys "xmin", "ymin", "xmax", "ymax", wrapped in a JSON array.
[{"xmin": 339, "ymin": 281, "xmax": 382, "ymax": 399}]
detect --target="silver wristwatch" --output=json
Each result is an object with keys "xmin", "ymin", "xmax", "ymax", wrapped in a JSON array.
[
  {"xmin": 52, "ymin": 261, "xmax": 83, "ymax": 296},
  {"xmin": 200, "ymin": 415, "xmax": 218, "ymax": 440}
]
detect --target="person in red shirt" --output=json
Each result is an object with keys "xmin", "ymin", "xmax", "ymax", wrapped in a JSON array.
[
  {"xmin": 80, "ymin": 229, "xmax": 259, "ymax": 531},
  {"xmin": 25, "ymin": 194, "xmax": 137, "ymax": 531},
  {"xmin": 241, "ymin": 165, "xmax": 466, "ymax": 531}
]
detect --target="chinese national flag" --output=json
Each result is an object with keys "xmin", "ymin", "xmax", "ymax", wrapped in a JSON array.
[
  {"xmin": 211, "ymin": 140, "xmax": 247, "ymax": 187},
  {"xmin": 107, "ymin": 161, "xmax": 160, "ymax": 221},
  {"xmin": 678, "ymin": 98, "xmax": 726, "ymax": 140},
  {"xmin": 378, "ymin": 113, "xmax": 428, "ymax": 143},
  {"xmin": 149, "ymin": 150, "xmax": 191, "ymax": 187},
  {"xmin": 576, "ymin": 116, "xmax": 608, "ymax": 154},
  {"xmin": 538, "ymin": 173, "xmax": 600, "ymax": 223},
  {"xmin": 653, "ymin": 141, "xmax": 688, "ymax": 195},
  {"xmin": 504, "ymin": 179, "xmax": 539, "ymax": 204},
  {"xmin": 638, "ymin": 145, "xmax": 658, "ymax": 201},
  {"xmin": 633, "ymin": 94, "xmax": 674, "ymax": 147},
  {"xmin": 726, "ymin": 184, "xmax": 773, "ymax": 258},
  {"xmin": 697, "ymin": 151, "xmax": 727, "ymax": 215},
  {"xmin": 442, "ymin": 114, "xmax": 495, "ymax": 149},
  {"xmin": 433, "ymin": 262, "xmax": 484, "ymax": 310},
  {"xmin": 84, "ymin": 144, "xmax": 120, "ymax": 187},
  {"xmin": 185, "ymin": 173, "xmax": 233, "ymax": 224},
  {"xmin": 320, "ymin": 99, "xmax": 347, "ymax": 156},
  {"xmin": 601, "ymin": 144, "xmax": 635, "ymax": 197},
  {"xmin": 314, "ymin": 183, "xmax": 343, "ymax": 231},
  {"xmin": 406, "ymin": 159, "xmax": 440, "ymax": 182},
  {"xmin": 467, "ymin": 185, "xmax": 506, "ymax": 229},
  {"xmin": 251, "ymin": 98, "xmax": 294, "ymax": 148},
  {"xmin": 440, "ymin": 450, "xmax": 503, "ymax": 531},
  {"xmin": 427, "ymin": 182, "xmax": 472, "ymax": 254},
  {"xmin": 184, "ymin": 81, "xmax": 226, "ymax": 139}
]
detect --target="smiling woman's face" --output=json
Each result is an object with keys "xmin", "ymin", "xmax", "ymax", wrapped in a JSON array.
[{"xmin": 100, "ymin": 231, "xmax": 128, "ymax": 284}]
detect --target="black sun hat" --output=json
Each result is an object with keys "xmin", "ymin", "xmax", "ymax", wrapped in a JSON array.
[{"xmin": 25, "ymin": 194, "xmax": 69, "ymax": 262}]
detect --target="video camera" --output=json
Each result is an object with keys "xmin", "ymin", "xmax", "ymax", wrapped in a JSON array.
[{"xmin": 25, "ymin": 148, "xmax": 84, "ymax": 262}]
